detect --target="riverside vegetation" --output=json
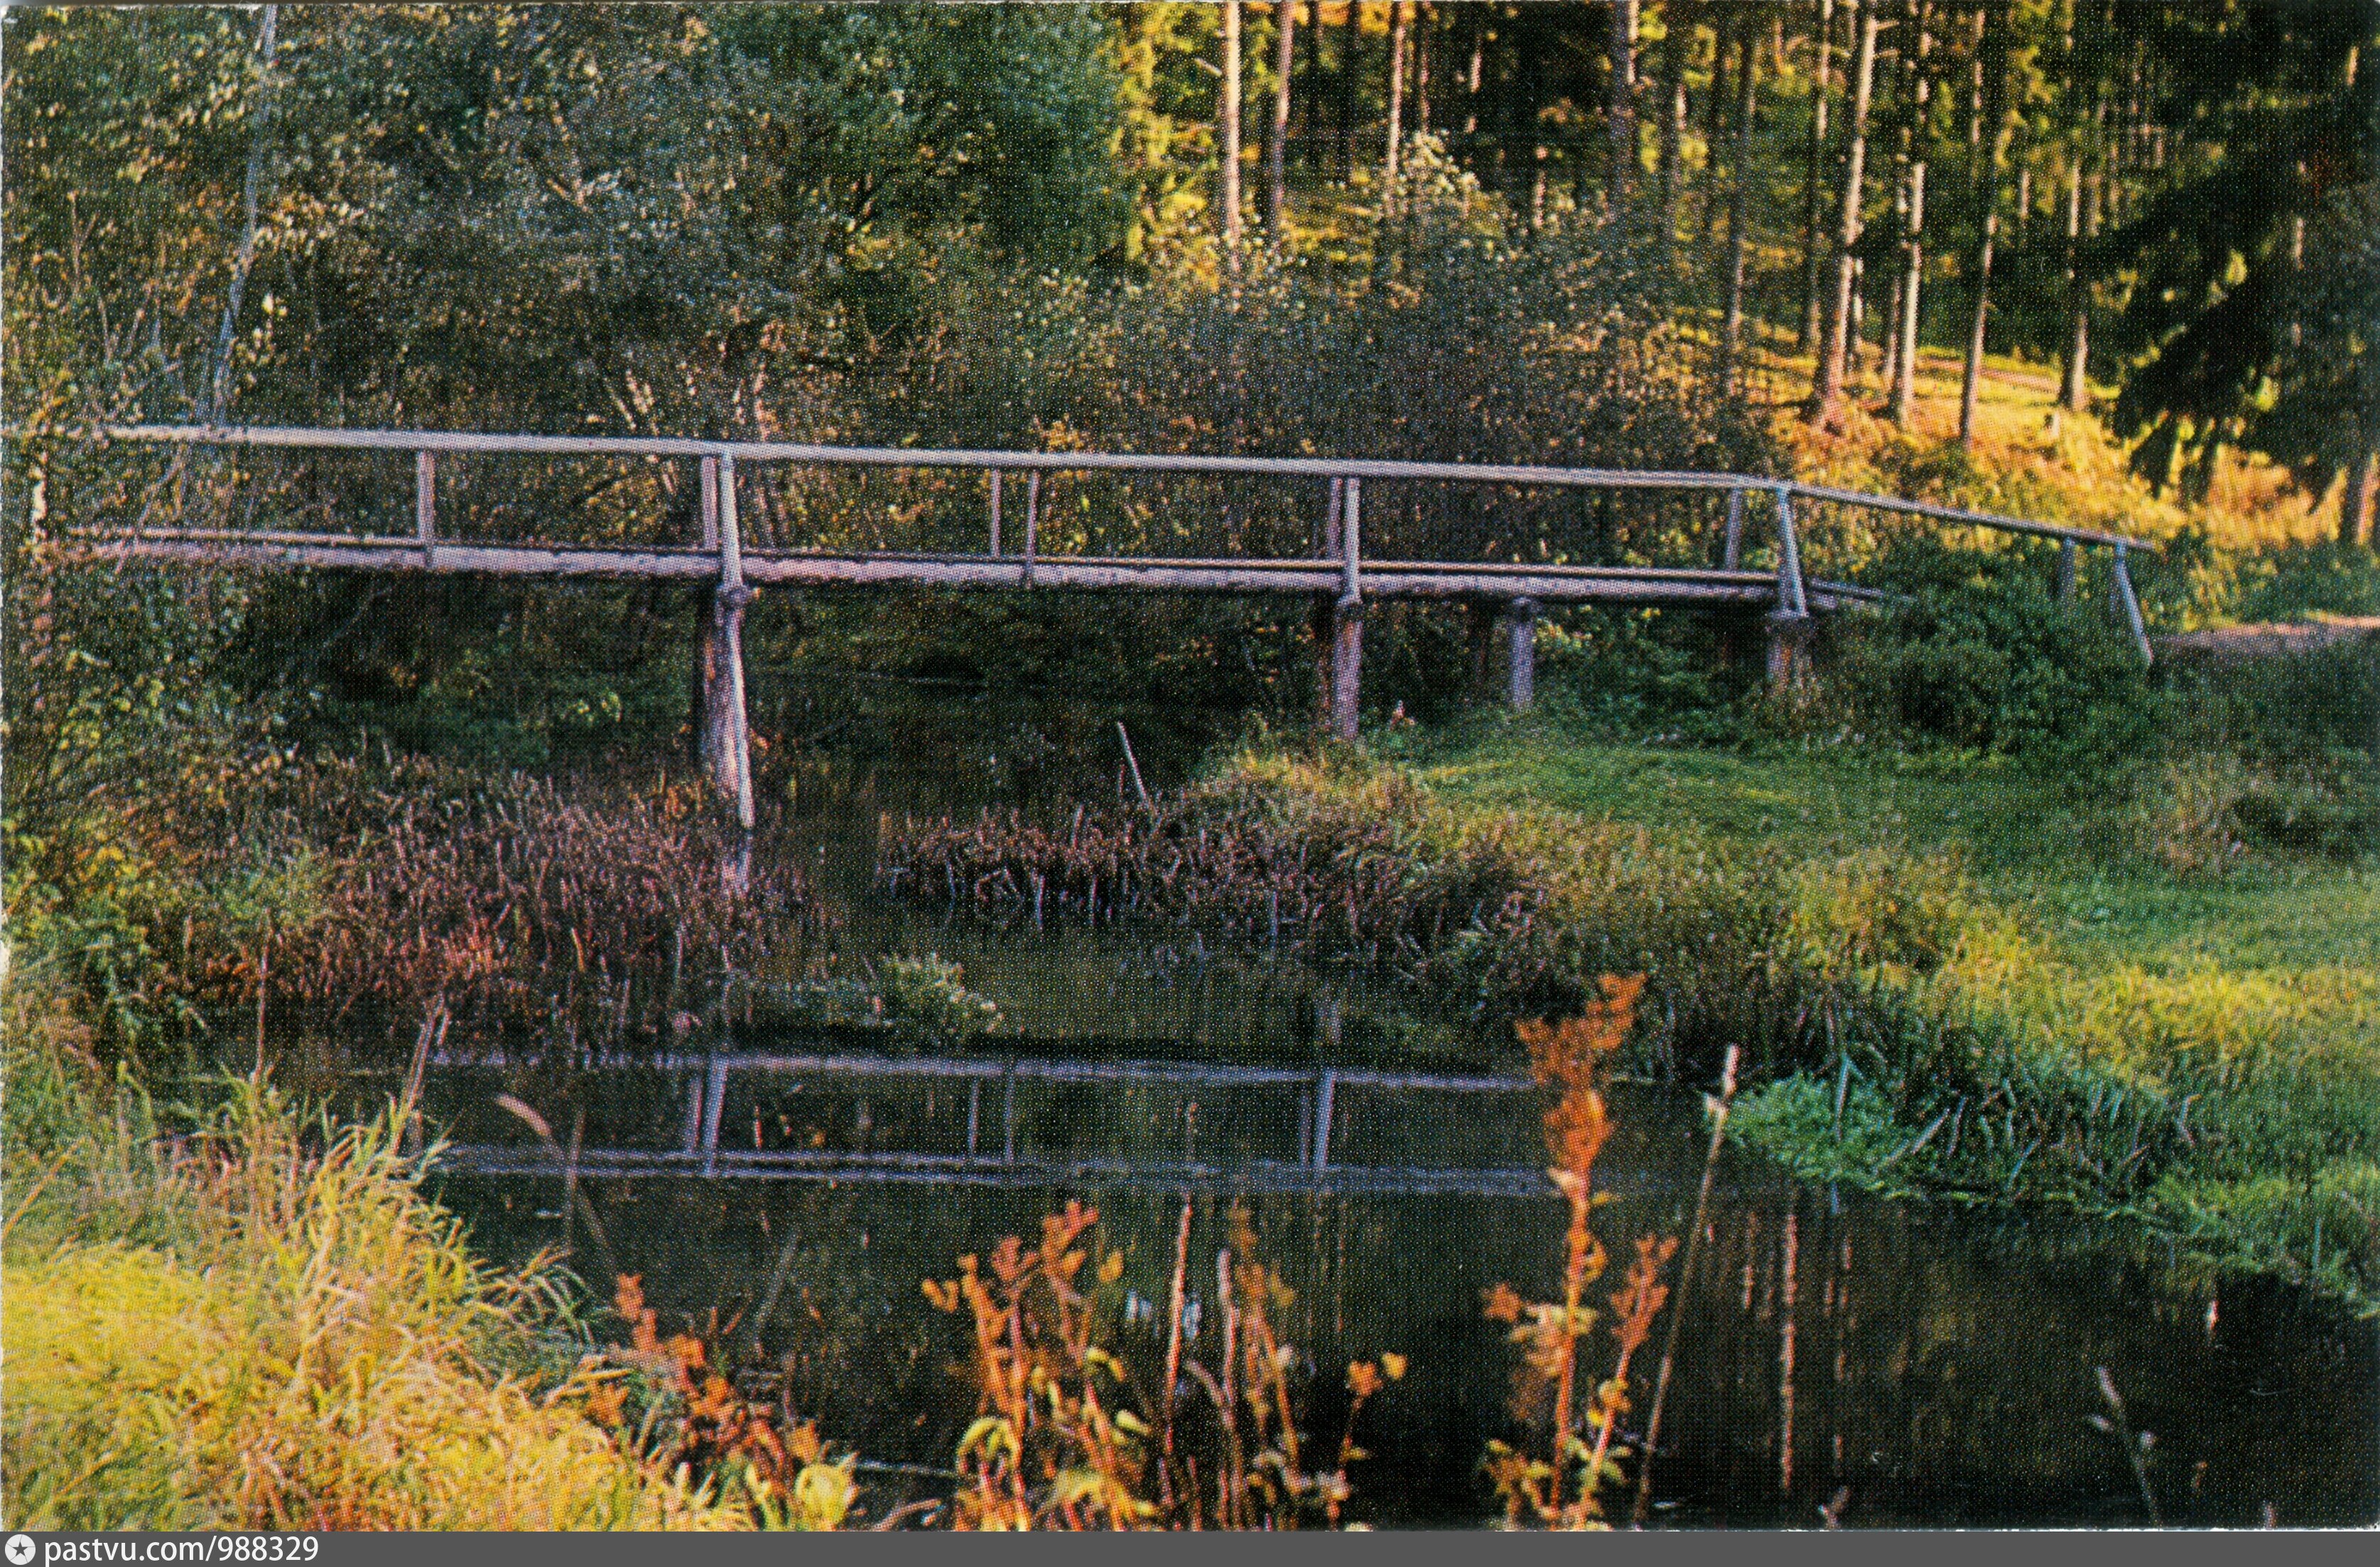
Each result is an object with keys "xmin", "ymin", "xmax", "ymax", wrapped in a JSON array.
[{"xmin": 10, "ymin": 2, "xmax": 2378, "ymax": 1528}]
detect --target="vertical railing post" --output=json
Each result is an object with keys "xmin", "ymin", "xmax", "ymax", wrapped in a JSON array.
[
  {"xmin": 2058, "ymin": 537, "xmax": 2078, "ymax": 602},
  {"xmin": 1507, "ymin": 596, "xmax": 1537, "ymax": 711},
  {"xmin": 988, "ymin": 470, "xmax": 1003, "ymax": 558},
  {"xmin": 1311, "ymin": 1068, "xmax": 1336, "ymax": 1172},
  {"xmin": 1721, "ymin": 486, "xmax": 1745, "ymax": 571},
  {"xmin": 1330, "ymin": 477, "xmax": 1363, "ymax": 742},
  {"xmin": 699, "ymin": 455, "xmax": 720, "ymax": 551},
  {"xmin": 1002, "ymin": 1061, "xmax": 1018, "ymax": 1165},
  {"xmin": 700, "ymin": 1049, "xmax": 730, "ymax": 1178},
  {"xmin": 680, "ymin": 1069, "xmax": 705, "ymax": 1155},
  {"xmin": 1767, "ymin": 487, "xmax": 1813, "ymax": 690},
  {"xmin": 966, "ymin": 1078, "xmax": 983, "ymax": 1161},
  {"xmin": 2111, "ymin": 543, "xmax": 2152, "ymax": 665},
  {"xmin": 414, "ymin": 450, "xmax": 436, "ymax": 568},
  {"xmin": 1021, "ymin": 470, "xmax": 1039, "ymax": 587},
  {"xmin": 718, "ymin": 454, "xmax": 756, "ymax": 837}
]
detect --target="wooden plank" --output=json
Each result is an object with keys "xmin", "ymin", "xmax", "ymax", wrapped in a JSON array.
[{"xmin": 85, "ymin": 532, "xmax": 1888, "ymax": 608}]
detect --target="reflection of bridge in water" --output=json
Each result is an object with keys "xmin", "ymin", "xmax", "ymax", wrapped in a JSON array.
[{"xmin": 428, "ymin": 1048, "xmax": 1565, "ymax": 1199}]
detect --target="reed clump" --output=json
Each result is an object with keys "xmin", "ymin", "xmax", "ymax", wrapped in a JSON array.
[
  {"xmin": 878, "ymin": 749, "xmax": 1984, "ymax": 1076},
  {"xmin": 598, "ymin": 1196, "xmax": 1405, "ymax": 1530},
  {"xmin": 97, "ymin": 749, "xmax": 818, "ymax": 1056}
]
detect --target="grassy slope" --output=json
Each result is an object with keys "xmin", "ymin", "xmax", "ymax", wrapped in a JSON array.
[
  {"xmin": 1423, "ymin": 729, "xmax": 2378, "ymax": 975},
  {"xmin": 0, "ymin": 969, "xmax": 740, "ymax": 1532}
]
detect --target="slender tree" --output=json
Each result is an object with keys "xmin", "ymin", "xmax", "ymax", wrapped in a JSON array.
[
  {"xmin": 1809, "ymin": 0, "xmax": 1879, "ymax": 423},
  {"xmin": 1655, "ymin": 0, "xmax": 1699, "ymax": 253},
  {"xmin": 1268, "ymin": 0, "xmax": 1296, "ymax": 239},
  {"xmin": 1383, "ymin": 0, "xmax": 1411, "ymax": 214},
  {"xmin": 1721, "ymin": 4, "xmax": 1764, "ymax": 391},
  {"xmin": 1890, "ymin": 0, "xmax": 1933, "ymax": 428},
  {"xmin": 1609, "ymin": 0, "xmax": 1640, "ymax": 219},
  {"xmin": 1959, "ymin": 1, "xmax": 2010, "ymax": 452},
  {"xmin": 1221, "ymin": 0, "xmax": 1244, "ymax": 266},
  {"xmin": 1800, "ymin": 0, "xmax": 1837, "ymax": 349}
]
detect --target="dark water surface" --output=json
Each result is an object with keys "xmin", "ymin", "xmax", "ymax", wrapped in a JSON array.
[{"xmin": 369, "ymin": 764, "xmax": 2376, "ymax": 1527}]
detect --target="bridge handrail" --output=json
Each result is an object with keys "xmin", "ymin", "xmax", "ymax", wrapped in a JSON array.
[{"xmin": 63, "ymin": 422, "xmax": 2158, "ymax": 553}]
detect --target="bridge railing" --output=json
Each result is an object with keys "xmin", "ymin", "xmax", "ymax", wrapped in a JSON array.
[{"xmin": 48, "ymin": 422, "xmax": 2155, "ymax": 645}]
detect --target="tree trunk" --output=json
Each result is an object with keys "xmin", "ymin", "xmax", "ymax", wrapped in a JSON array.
[
  {"xmin": 1464, "ymin": 11, "xmax": 1485, "ymax": 138},
  {"xmin": 2344, "ymin": 448, "xmax": 2377, "ymax": 548},
  {"xmin": 1303, "ymin": 0, "xmax": 1324, "ymax": 148},
  {"xmin": 1383, "ymin": 1, "xmax": 1410, "ymax": 215},
  {"xmin": 1720, "ymin": 4, "xmax": 1762, "ymax": 391},
  {"xmin": 1609, "ymin": 0, "xmax": 1641, "ymax": 221},
  {"xmin": 1268, "ymin": 0, "xmax": 1296, "ymax": 239},
  {"xmin": 1891, "ymin": 0, "xmax": 1933, "ymax": 428},
  {"xmin": 1338, "ymin": 1, "xmax": 1360, "ymax": 180},
  {"xmin": 1809, "ymin": 0, "xmax": 1879, "ymax": 423},
  {"xmin": 1800, "ymin": 0, "xmax": 1837, "ymax": 350},
  {"xmin": 1657, "ymin": 0, "xmax": 1699, "ymax": 254},
  {"xmin": 1221, "ymin": 0, "xmax": 1244, "ymax": 266},
  {"xmin": 1959, "ymin": 2, "xmax": 2008, "ymax": 453},
  {"xmin": 2056, "ymin": 161, "xmax": 2087, "ymax": 411},
  {"xmin": 1416, "ymin": 14, "xmax": 1432, "ymax": 131}
]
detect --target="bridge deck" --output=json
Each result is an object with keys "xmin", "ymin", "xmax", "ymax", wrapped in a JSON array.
[{"xmin": 80, "ymin": 525, "xmax": 1881, "ymax": 608}]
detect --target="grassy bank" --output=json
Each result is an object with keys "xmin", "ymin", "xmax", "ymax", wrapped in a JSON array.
[
  {"xmin": 0, "ymin": 956, "xmax": 749, "ymax": 1530},
  {"xmin": 885, "ymin": 720, "xmax": 2379, "ymax": 1311},
  {"xmin": 1344, "ymin": 718, "xmax": 2380, "ymax": 1308}
]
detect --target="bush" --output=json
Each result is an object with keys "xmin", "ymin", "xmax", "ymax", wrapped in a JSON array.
[{"xmin": 1819, "ymin": 536, "xmax": 2161, "ymax": 759}]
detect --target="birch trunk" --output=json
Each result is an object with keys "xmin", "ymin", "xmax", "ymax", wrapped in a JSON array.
[
  {"xmin": 1809, "ymin": 0, "xmax": 1879, "ymax": 423},
  {"xmin": 1221, "ymin": 0, "xmax": 1245, "ymax": 266},
  {"xmin": 1268, "ymin": 0, "xmax": 1296, "ymax": 239}
]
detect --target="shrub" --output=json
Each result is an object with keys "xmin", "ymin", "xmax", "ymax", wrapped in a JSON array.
[{"xmin": 1818, "ymin": 536, "xmax": 2161, "ymax": 759}]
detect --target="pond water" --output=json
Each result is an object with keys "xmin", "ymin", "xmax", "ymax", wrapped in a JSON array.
[{"xmin": 342, "ymin": 759, "xmax": 2379, "ymax": 1527}]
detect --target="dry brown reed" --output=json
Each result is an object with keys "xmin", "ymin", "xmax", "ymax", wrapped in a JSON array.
[{"xmin": 183, "ymin": 754, "xmax": 818, "ymax": 1049}]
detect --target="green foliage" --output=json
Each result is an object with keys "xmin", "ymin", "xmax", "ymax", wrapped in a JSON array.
[
  {"xmin": 734, "ymin": 955, "xmax": 999, "ymax": 1046},
  {"xmin": 2227, "ymin": 541, "xmax": 2380, "ymax": 624},
  {"xmin": 1817, "ymin": 537, "xmax": 2160, "ymax": 759}
]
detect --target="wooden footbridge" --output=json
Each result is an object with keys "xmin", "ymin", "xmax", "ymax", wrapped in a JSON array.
[{"xmin": 57, "ymin": 423, "xmax": 2156, "ymax": 826}]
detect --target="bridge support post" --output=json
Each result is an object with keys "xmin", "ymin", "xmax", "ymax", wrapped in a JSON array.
[
  {"xmin": 1325, "ymin": 477, "xmax": 1363, "ymax": 742},
  {"xmin": 1330, "ymin": 602, "xmax": 1364, "ymax": 741},
  {"xmin": 2057, "ymin": 538, "xmax": 2078, "ymax": 602},
  {"xmin": 1765, "ymin": 611, "xmax": 1816, "ymax": 690},
  {"xmin": 697, "ymin": 454, "xmax": 757, "ymax": 837},
  {"xmin": 1766, "ymin": 487, "xmax": 1815, "ymax": 694},
  {"xmin": 1506, "ymin": 597, "xmax": 1537, "ymax": 712}
]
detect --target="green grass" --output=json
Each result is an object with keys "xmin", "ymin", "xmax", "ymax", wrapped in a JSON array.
[
  {"xmin": 1338, "ymin": 714, "xmax": 2380, "ymax": 1308},
  {"xmin": 1411, "ymin": 720, "xmax": 2379, "ymax": 974},
  {"xmin": 0, "ymin": 957, "xmax": 743, "ymax": 1531}
]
